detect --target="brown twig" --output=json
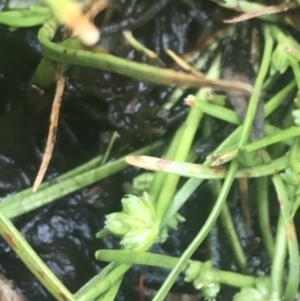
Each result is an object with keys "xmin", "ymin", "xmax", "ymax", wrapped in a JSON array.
[
  {"xmin": 166, "ymin": 49, "xmax": 204, "ymax": 77},
  {"xmin": 86, "ymin": 0, "xmax": 109, "ymax": 19},
  {"xmin": 60, "ymin": 0, "xmax": 108, "ymax": 45},
  {"xmin": 33, "ymin": 76, "xmax": 65, "ymax": 192},
  {"xmin": 224, "ymin": 1, "xmax": 297, "ymax": 23}
]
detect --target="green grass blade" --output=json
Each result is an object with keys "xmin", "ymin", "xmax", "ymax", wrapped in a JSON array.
[{"xmin": 0, "ymin": 212, "xmax": 74, "ymax": 301}]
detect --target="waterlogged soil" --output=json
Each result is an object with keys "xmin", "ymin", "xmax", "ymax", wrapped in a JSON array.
[{"xmin": 0, "ymin": 1, "xmax": 289, "ymax": 300}]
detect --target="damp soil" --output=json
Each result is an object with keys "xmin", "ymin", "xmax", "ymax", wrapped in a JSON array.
[{"xmin": 0, "ymin": 1, "xmax": 293, "ymax": 300}]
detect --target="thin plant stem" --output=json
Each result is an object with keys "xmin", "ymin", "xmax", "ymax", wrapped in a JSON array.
[
  {"xmin": 256, "ymin": 177, "xmax": 275, "ymax": 259},
  {"xmin": 0, "ymin": 212, "xmax": 74, "ymax": 301},
  {"xmin": 95, "ymin": 250, "xmax": 255, "ymax": 288},
  {"xmin": 75, "ymin": 264, "xmax": 131, "ymax": 301},
  {"xmin": 154, "ymin": 25, "xmax": 272, "ymax": 301},
  {"xmin": 152, "ymin": 160, "xmax": 239, "ymax": 301},
  {"xmin": 264, "ymin": 81, "xmax": 296, "ymax": 116},
  {"xmin": 101, "ymin": 131, "xmax": 118, "ymax": 165},
  {"xmin": 242, "ymin": 126, "xmax": 300, "ymax": 153},
  {"xmin": 0, "ymin": 141, "xmax": 162, "ymax": 218},
  {"xmin": 239, "ymin": 24, "xmax": 274, "ymax": 147},
  {"xmin": 289, "ymin": 137, "xmax": 300, "ymax": 180},
  {"xmin": 123, "ymin": 31, "xmax": 160, "ymax": 63},
  {"xmin": 163, "ymin": 44, "xmax": 218, "ymax": 110},
  {"xmin": 96, "ymin": 276, "xmax": 123, "ymax": 301},
  {"xmin": 210, "ymin": 180, "xmax": 248, "ymax": 272},
  {"xmin": 149, "ymin": 123, "xmax": 185, "ymax": 203},
  {"xmin": 289, "ymin": 57, "xmax": 300, "ymax": 91},
  {"xmin": 38, "ymin": 20, "xmax": 253, "ymax": 93},
  {"xmin": 269, "ymin": 215, "xmax": 287, "ymax": 301},
  {"xmin": 162, "ymin": 127, "xmax": 243, "ymax": 227},
  {"xmin": 127, "ymin": 152, "xmax": 290, "ymax": 180},
  {"xmin": 196, "ymin": 80, "xmax": 295, "ymax": 125},
  {"xmin": 292, "ymin": 194, "xmax": 300, "ymax": 218},
  {"xmin": 74, "ymin": 263, "xmax": 115, "ymax": 299},
  {"xmin": 155, "ymin": 56, "xmax": 221, "ymax": 225},
  {"xmin": 261, "ymin": 151, "xmax": 299, "ymax": 301},
  {"xmin": 154, "ymin": 105, "xmax": 203, "ymax": 224},
  {"xmin": 215, "ymin": 0, "xmax": 283, "ymax": 23}
]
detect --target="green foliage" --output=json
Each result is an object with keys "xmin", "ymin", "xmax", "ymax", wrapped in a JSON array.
[
  {"xmin": 105, "ymin": 193, "xmax": 159, "ymax": 251},
  {"xmin": 0, "ymin": 1, "xmax": 300, "ymax": 301}
]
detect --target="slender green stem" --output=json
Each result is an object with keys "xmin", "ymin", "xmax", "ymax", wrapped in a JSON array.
[
  {"xmin": 256, "ymin": 177, "xmax": 274, "ymax": 259},
  {"xmin": 154, "ymin": 104, "xmax": 203, "ymax": 224},
  {"xmin": 155, "ymin": 56, "xmax": 221, "ymax": 224},
  {"xmin": 96, "ymin": 250, "xmax": 179, "ymax": 270},
  {"xmin": 30, "ymin": 37, "xmax": 84, "ymax": 88},
  {"xmin": 195, "ymin": 82, "xmax": 295, "ymax": 165},
  {"xmin": 292, "ymin": 194, "xmax": 300, "ymax": 217},
  {"xmin": 164, "ymin": 87, "xmax": 185, "ymax": 110},
  {"xmin": 0, "ymin": 142, "xmax": 162, "ymax": 218},
  {"xmin": 264, "ymin": 81, "xmax": 296, "ymax": 116},
  {"xmin": 74, "ymin": 263, "xmax": 115, "ymax": 299},
  {"xmin": 257, "ymin": 177, "xmax": 274, "ymax": 259},
  {"xmin": 262, "ymin": 151, "xmax": 299, "ymax": 301},
  {"xmin": 156, "ymin": 25, "xmax": 273, "ymax": 301},
  {"xmin": 239, "ymin": 25, "xmax": 274, "ymax": 147},
  {"xmin": 289, "ymin": 137, "xmax": 300, "ymax": 180},
  {"xmin": 128, "ymin": 152, "xmax": 289, "ymax": 180},
  {"xmin": 196, "ymin": 100, "xmax": 239, "ymax": 125},
  {"xmin": 270, "ymin": 25, "xmax": 300, "ymax": 53},
  {"xmin": 216, "ymin": 0, "xmax": 282, "ymax": 22},
  {"xmin": 0, "ymin": 212, "xmax": 74, "ymax": 301},
  {"xmin": 163, "ymin": 44, "xmax": 217, "ymax": 110},
  {"xmin": 123, "ymin": 31, "xmax": 159, "ymax": 62},
  {"xmin": 196, "ymin": 81, "xmax": 295, "ymax": 126},
  {"xmin": 242, "ymin": 126, "xmax": 300, "ymax": 153},
  {"xmin": 162, "ymin": 178, "xmax": 204, "ymax": 228},
  {"xmin": 151, "ymin": 52, "xmax": 217, "ymax": 197},
  {"xmin": 0, "ymin": 7, "xmax": 50, "ymax": 27},
  {"xmin": 202, "ymin": 115, "xmax": 213, "ymax": 139},
  {"xmin": 286, "ymin": 46, "xmax": 300, "ymax": 62},
  {"xmin": 289, "ymin": 57, "xmax": 300, "ymax": 92},
  {"xmin": 0, "ymin": 151, "xmax": 104, "ymax": 209},
  {"xmin": 162, "ymin": 127, "xmax": 241, "ymax": 228},
  {"xmin": 269, "ymin": 216, "xmax": 287, "ymax": 301},
  {"xmin": 76, "ymin": 264, "xmax": 131, "ymax": 301},
  {"xmin": 101, "ymin": 132, "xmax": 118, "ymax": 165},
  {"xmin": 38, "ymin": 20, "xmax": 252, "ymax": 93},
  {"xmin": 95, "ymin": 250, "xmax": 255, "ymax": 288},
  {"xmin": 96, "ymin": 277, "xmax": 123, "ymax": 301},
  {"xmin": 220, "ymin": 203, "xmax": 249, "ymax": 270},
  {"xmin": 149, "ymin": 123, "xmax": 185, "ymax": 203},
  {"xmin": 152, "ymin": 160, "xmax": 239, "ymax": 301},
  {"xmin": 211, "ymin": 180, "xmax": 248, "ymax": 272}
]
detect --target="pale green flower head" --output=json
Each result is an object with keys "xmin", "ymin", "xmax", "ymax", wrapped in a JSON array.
[
  {"xmin": 120, "ymin": 225, "xmax": 159, "ymax": 251},
  {"xmin": 105, "ymin": 212, "xmax": 131, "ymax": 236},
  {"xmin": 105, "ymin": 212, "xmax": 146, "ymax": 236},
  {"xmin": 233, "ymin": 277, "xmax": 269, "ymax": 301},
  {"xmin": 233, "ymin": 287, "xmax": 267, "ymax": 301},
  {"xmin": 192, "ymin": 261, "xmax": 220, "ymax": 299},
  {"xmin": 121, "ymin": 192, "xmax": 155, "ymax": 225},
  {"xmin": 184, "ymin": 261, "xmax": 202, "ymax": 282},
  {"xmin": 105, "ymin": 192, "xmax": 158, "ymax": 251},
  {"xmin": 292, "ymin": 109, "xmax": 300, "ymax": 126},
  {"xmin": 271, "ymin": 44, "xmax": 289, "ymax": 75}
]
